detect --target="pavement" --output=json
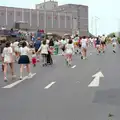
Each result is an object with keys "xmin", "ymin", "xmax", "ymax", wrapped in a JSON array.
[{"xmin": 0, "ymin": 44, "xmax": 120, "ymax": 120}]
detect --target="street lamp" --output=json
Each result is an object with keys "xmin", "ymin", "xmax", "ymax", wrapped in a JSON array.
[
  {"xmin": 94, "ymin": 16, "xmax": 100, "ymax": 36},
  {"xmin": 44, "ymin": 0, "xmax": 46, "ymax": 33}
]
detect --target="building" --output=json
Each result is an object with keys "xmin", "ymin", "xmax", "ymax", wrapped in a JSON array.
[
  {"xmin": 0, "ymin": 1, "xmax": 88, "ymax": 36},
  {"xmin": 53, "ymin": 4, "xmax": 88, "ymax": 36}
]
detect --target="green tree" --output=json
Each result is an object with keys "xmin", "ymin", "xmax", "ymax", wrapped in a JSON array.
[{"xmin": 107, "ymin": 32, "xmax": 116, "ymax": 37}]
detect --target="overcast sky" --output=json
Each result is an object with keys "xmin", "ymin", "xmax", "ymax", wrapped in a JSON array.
[{"xmin": 0, "ymin": 0, "xmax": 120, "ymax": 35}]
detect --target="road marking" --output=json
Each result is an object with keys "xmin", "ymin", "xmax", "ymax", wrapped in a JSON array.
[
  {"xmin": 71, "ymin": 65, "xmax": 76, "ymax": 68},
  {"xmin": 88, "ymin": 71, "xmax": 104, "ymax": 87},
  {"xmin": 44, "ymin": 82, "xmax": 56, "ymax": 89},
  {"xmin": 3, "ymin": 73, "xmax": 36, "ymax": 88}
]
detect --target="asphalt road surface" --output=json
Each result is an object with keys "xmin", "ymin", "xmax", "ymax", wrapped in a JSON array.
[{"xmin": 0, "ymin": 44, "xmax": 120, "ymax": 120}]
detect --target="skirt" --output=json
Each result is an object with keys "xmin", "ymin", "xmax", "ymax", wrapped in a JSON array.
[{"xmin": 18, "ymin": 55, "xmax": 30, "ymax": 64}]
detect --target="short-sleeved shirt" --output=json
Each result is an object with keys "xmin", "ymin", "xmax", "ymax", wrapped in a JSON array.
[
  {"xmin": 65, "ymin": 44, "xmax": 74, "ymax": 54},
  {"xmin": 19, "ymin": 46, "xmax": 30, "ymax": 55},
  {"xmin": 39, "ymin": 44, "xmax": 48, "ymax": 54},
  {"xmin": 2, "ymin": 47, "xmax": 13, "ymax": 63},
  {"xmin": 81, "ymin": 39, "xmax": 87, "ymax": 48}
]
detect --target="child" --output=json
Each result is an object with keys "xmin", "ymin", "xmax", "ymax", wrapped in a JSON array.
[{"xmin": 31, "ymin": 51, "xmax": 37, "ymax": 67}]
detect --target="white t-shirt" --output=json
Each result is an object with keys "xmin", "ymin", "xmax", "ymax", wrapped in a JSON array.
[
  {"xmin": 65, "ymin": 44, "xmax": 74, "ymax": 54},
  {"xmin": 39, "ymin": 44, "xmax": 48, "ymax": 54},
  {"xmin": 19, "ymin": 46, "xmax": 30, "ymax": 55},
  {"xmin": 13, "ymin": 41, "xmax": 19, "ymax": 52},
  {"xmin": 101, "ymin": 36, "xmax": 106, "ymax": 42},
  {"xmin": 46, "ymin": 39, "xmax": 50, "ymax": 44},
  {"xmin": 81, "ymin": 38, "xmax": 88, "ymax": 48},
  {"xmin": 61, "ymin": 40, "xmax": 67, "ymax": 45},
  {"xmin": 112, "ymin": 37, "xmax": 117, "ymax": 45},
  {"xmin": 2, "ymin": 47, "xmax": 13, "ymax": 63}
]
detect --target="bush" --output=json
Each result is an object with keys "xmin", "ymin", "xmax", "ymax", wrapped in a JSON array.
[{"xmin": 117, "ymin": 37, "xmax": 120, "ymax": 44}]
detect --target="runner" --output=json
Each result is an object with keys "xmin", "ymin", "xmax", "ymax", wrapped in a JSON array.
[
  {"xmin": 81, "ymin": 36, "xmax": 88, "ymax": 59},
  {"xmin": 111, "ymin": 35, "xmax": 117, "ymax": 53},
  {"xmin": 60, "ymin": 38, "xmax": 67, "ymax": 55},
  {"xmin": 38, "ymin": 40, "xmax": 49, "ymax": 66},
  {"xmin": 101, "ymin": 35, "xmax": 106, "ymax": 53},
  {"xmin": 2, "ymin": 41, "xmax": 16, "ymax": 82},
  {"xmin": 18, "ymin": 41, "xmax": 32, "ymax": 80},
  {"xmin": 96, "ymin": 37, "xmax": 101, "ymax": 54},
  {"xmin": 12, "ymin": 40, "xmax": 19, "ymax": 62},
  {"xmin": 65, "ymin": 39, "xmax": 74, "ymax": 66}
]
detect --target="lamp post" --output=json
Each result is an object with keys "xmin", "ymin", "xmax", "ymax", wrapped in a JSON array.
[
  {"xmin": 44, "ymin": 0, "xmax": 46, "ymax": 33},
  {"xmin": 94, "ymin": 16, "xmax": 100, "ymax": 36}
]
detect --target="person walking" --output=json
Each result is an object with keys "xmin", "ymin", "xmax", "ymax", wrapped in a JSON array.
[
  {"xmin": 2, "ymin": 41, "xmax": 16, "ymax": 82},
  {"xmin": 18, "ymin": 41, "xmax": 32, "ymax": 80}
]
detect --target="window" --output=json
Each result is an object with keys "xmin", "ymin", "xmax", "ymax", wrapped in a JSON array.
[
  {"xmin": 60, "ymin": 16, "xmax": 64, "ymax": 20},
  {"xmin": 54, "ymin": 4, "xmax": 56, "ymax": 8},
  {"xmin": 8, "ymin": 12, "xmax": 12, "ymax": 16},
  {"xmin": 48, "ymin": 16, "xmax": 51, "ymax": 19},
  {"xmin": 17, "ymin": 12, "xmax": 20, "ymax": 16},
  {"xmin": 54, "ymin": 16, "xmax": 57, "ymax": 20},
  {"xmin": 0, "ymin": 12, "xmax": 4, "ymax": 16},
  {"xmin": 67, "ymin": 16, "xmax": 70, "ymax": 20},
  {"xmin": 41, "ymin": 16, "xmax": 44, "ymax": 20}
]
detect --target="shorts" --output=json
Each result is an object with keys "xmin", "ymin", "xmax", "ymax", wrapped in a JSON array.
[
  {"xmin": 18, "ymin": 55, "xmax": 30, "ymax": 64},
  {"xmin": 65, "ymin": 53, "xmax": 72, "ymax": 60},
  {"xmin": 112, "ymin": 43, "xmax": 116, "ymax": 46},
  {"xmin": 96, "ymin": 44, "xmax": 100, "ymax": 48},
  {"xmin": 101, "ymin": 41, "xmax": 105, "ymax": 45}
]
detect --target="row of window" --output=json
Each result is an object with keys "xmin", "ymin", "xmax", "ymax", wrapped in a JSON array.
[{"xmin": 0, "ymin": 12, "xmax": 70, "ymax": 20}]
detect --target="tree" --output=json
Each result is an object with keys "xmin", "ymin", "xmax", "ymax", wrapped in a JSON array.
[{"xmin": 107, "ymin": 32, "xmax": 116, "ymax": 38}]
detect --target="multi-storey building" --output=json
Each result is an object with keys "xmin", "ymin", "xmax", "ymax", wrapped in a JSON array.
[{"xmin": 0, "ymin": 0, "xmax": 88, "ymax": 36}]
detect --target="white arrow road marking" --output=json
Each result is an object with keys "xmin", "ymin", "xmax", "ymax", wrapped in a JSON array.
[
  {"xmin": 3, "ymin": 73, "xmax": 36, "ymax": 88},
  {"xmin": 88, "ymin": 71, "xmax": 104, "ymax": 87},
  {"xmin": 71, "ymin": 65, "xmax": 76, "ymax": 68},
  {"xmin": 44, "ymin": 82, "xmax": 56, "ymax": 89}
]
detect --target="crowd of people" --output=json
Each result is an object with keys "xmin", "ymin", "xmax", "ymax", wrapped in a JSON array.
[{"xmin": 0, "ymin": 34, "xmax": 118, "ymax": 82}]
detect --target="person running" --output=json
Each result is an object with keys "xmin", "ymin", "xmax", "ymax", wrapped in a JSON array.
[
  {"xmin": 81, "ymin": 36, "xmax": 88, "ymax": 59},
  {"xmin": 18, "ymin": 41, "xmax": 32, "ymax": 80},
  {"xmin": 65, "ymin": 39, "xmax": 74, "ymax": 66},
  {"xmin": 12, "ymin": 40, "xmax": 19, "ymax": 62},
  {"xmin": 101, "ymin": 35, "xmax": 106, "ymax": 53},
  {"xmin": 61, "ymin": 38, "xmax": 67, "ymax": 55},
  {"xmin": 111, "ymin": 35, "xmax": 117, "ymax": 53},
  {"xmin": 96, "ymin": 37, "xmax": 101, "ymax": 54},
  {"xmin": 38, "ymin": 40, "xmax": 49, "ymax": 66},
  {"xmin": 34, "ymin": 37, "xmax": 41, "ymax": 62},
  {"xmin": 2, "ymin": 41, "xmax": 16, "ymax": 82}
]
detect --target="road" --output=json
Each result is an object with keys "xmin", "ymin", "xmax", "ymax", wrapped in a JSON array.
[{"xmin": 0, "ymin": 44, "xmax": 120, "ymax": 120}]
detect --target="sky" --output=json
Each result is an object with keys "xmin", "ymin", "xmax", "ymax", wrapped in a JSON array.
[{"xmin": 0, "ymin": 0, "xmax": 120, "ymax": 35}]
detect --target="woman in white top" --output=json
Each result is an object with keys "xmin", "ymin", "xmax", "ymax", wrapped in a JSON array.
[
  {"xmin": 38, "ymin": 40, "xmax": 49, "ymax": 66},
  {"xmin": 18, "ymin": 41, "xmax": 31, "ymax": 80},
  {"xmin": 65, "ymin": 39, "xmax": 74, "ymax": 66},
  {"xmin": 2, "ymin": 41, "xmax": 16, "ymax": 82},
  {"xmin": 81, "ymin": 36, "xmax": 88, "ymax": 59}
]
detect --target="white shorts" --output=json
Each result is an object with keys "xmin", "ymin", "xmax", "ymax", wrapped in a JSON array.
[
  {"xmin": 96, "ymin": 45, "xmax": 100, "ymax": 48},
  {"xmin": 112, "ymin": 43, "xmax": 116, "ymax": 46},
  {"xmin": 81, "ymin": 45, "xmax": 87, "ymax": 49}
]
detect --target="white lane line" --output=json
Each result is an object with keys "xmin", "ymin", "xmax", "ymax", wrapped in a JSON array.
[
  {"xmin": 3, "ymin": 73, "xmax": 36, "ymax": 88},
  {"xmin": 71, "ymin": 65, "xmax": 76, "ymax": 68},
  {"xmin": 44, "ymin": 82, "xmax": 56, "ymax": 89}
]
